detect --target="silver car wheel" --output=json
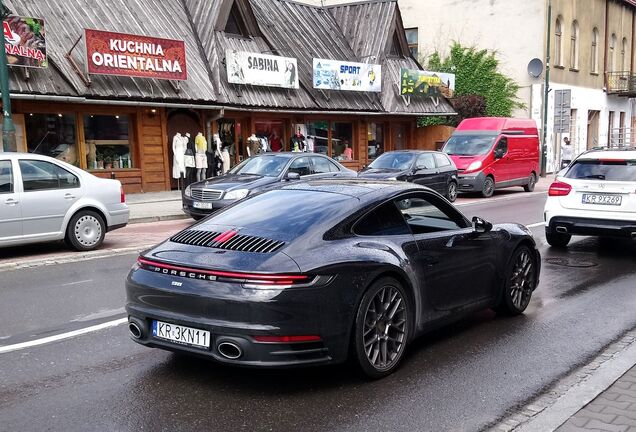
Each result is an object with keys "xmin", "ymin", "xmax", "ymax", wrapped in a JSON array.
[{"xmin": 74, "ymin": 215, "xmax": 103, "ymax": 247}]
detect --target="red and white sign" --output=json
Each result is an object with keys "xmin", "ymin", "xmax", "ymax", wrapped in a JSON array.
[{"xmin": 85, "ymin": 29, "xmax": 187, "ymax": 80}]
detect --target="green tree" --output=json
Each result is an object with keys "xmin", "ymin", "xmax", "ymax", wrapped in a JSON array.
[{"xmin": 419, "ymin": 43, "xmax": 525, "ymax": 127}]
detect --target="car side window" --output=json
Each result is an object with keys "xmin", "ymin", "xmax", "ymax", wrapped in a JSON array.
[
  {"xmin": 288, "ymin": 157, "xmax": 312, "ymax": 177},
  {"xmin": 0, "ymin": 160, "xmax": 13, "ymax": 194},
  {"xmin": 327, "ymin": 160, "xmax": 341, "ymax": 172},
  {"xmin": 495, "ymin": 137, "xmax": 508, "ymax": 155},
  {"xmin": 19, "ymin": 160, "xmax": 80, "ymax": 192},
  {"xmin": 434, "ymin": 153, "xmax": 451, "ymax": 168},
  {"xmin": 394, "ymin": 193, "xmax": 468, "ymax": 234},
  {"xmin": 353, "ymin": 202, "xmax": 411, "ymax": 236},
  {"xmin": 310, "ymin": 157, "xmax": 333, "ymax": 174},
  {"xmin": 416, "ymin": 153, "xmax": 436, "ymax": 170}
]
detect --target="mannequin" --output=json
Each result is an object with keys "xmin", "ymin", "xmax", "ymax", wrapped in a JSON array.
[
  {"xmin": 208, "ymin": 133, "xmax": 223, "ymax": 177},
  {"xmin": 247, "ymin": 134, "xmax": 261, "ymax": 157},
  {"xmin": 290, "ymin": 128, "xmax": 306, "ymax": 152},
  {"xmin": 172, "ymin": 132, "xmax": 186, "ymax": 180},
  {"xmin": 195, "ymin": 132, "xmax": 208, "ymax": 182},
  {"xmin": 270, "ymin": 131, "xmax": 282, "ymax": 152},
  {"xmin": 221, "ymin": 143, "xmax": 231, "ymax": 174},
  {"xmin": 183, "ymin": 133, "xmax": 196, "ymax": 185}
]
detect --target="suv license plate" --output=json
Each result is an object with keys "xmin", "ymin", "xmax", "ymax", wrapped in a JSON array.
[
  {"xmin": 152, "ymin": 320, "xmax": 211, "ymax": 349},
  {"xmin": 193, "ymin": 201, "xmax": 213, "ymax": 209},
  {"xmin": 581, "ymin": 194, "xmax": 622, "ymax": 206}
]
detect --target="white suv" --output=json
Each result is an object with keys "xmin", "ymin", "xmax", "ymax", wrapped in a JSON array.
[{"xmin": 544, "ymin": 149, "xmax": 636, "ymax": 247}]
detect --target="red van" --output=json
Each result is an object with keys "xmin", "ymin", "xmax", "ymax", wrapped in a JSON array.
[{"xmin": 442, "ymin": 117, "xmax": 540, "ymax": 197}]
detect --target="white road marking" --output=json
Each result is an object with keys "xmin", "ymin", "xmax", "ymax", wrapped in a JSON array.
[
  {"xmin": 0, "ymin": 317, "xmax": 128, "ymax": 355},
  {"xmin": 61, "ymin": 279, "xmax": 93, "ymax": 287},
  {"xmin": 455, "ymin": 190, "xmax": 547, "ymax": 207}
]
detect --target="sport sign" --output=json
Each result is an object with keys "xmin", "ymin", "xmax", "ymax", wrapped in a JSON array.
[
  {"xmin": 226, "ymin": 49, "xmax": 299, "ymax": 89},
  {"xmin": 313, "ymin": 58, "xmax": 381, "ymax": 92},
  {"xmin": 3, "ymin": 16, "xmax": 47, "ymax": 68},
  {"xmin": 84, "ymin": 29, "xmax": 187, "ymax": 80}
]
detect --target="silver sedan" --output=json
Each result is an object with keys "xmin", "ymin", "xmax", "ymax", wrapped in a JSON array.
[{"xmin": 0, "ymin": 153, "xmax": 129, "ymax": 251}]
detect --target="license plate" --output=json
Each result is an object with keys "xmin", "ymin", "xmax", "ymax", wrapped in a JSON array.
[
  {"xmin": 152, "ymin": 320, "xmax": 211, "ymax": 349},
  {"xmin": 193, "ymin": 201, "xmax": 213, "ymax": 209},
  {"xmin": 581, "ymin": 193, "xmax": 622, "ymax": 206}
]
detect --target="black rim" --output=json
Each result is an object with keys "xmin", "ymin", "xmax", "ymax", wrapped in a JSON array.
[
  {"xmin": 363, "ymin": 286, "xmax": 407, "ymax": 370},
  {"xmin": 510, "ymin": 250, "xmax": 535, "ymax": 310},
  {"xmin": 448, "ymin": 183, "xmax": 457, "ymax": 200}
]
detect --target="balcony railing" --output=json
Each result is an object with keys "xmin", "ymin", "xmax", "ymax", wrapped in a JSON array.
[{"xmin": 606, "ymin": 71, "xmax": 636, "ymax": 95}]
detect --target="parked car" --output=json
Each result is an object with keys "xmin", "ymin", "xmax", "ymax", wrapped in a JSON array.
[
  {"xmin": 357, "ymin": 150, "xmax": 459, "ymax": 201},
  {"xmin": 0, "ymin": 153, "xmax": 129, "ymax": 251},
  {"xmin": 544, "ymin": 148, "xmax": 636, "ymax": 247},
  {"xmin": 443, "ymin": 117, "xmax": 540, "ymax": 197},
  {"xmin": 182, "ymin": 152, "xmax": 356, "ymax": 219},
  {"xmin": 126, "ymin": 179, "xmax": 540, "ymax": 378}
]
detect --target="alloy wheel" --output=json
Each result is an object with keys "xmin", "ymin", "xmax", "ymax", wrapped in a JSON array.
[
  {"xmin": 509, "ymin": 249, "xmax": 535, "ymax": 310},
  {"xmin": 447, "ymin": 182, "xmax": 458, "ymax": 202},
  {"xmin": 74, "ymin": 215, "xmax": 103, "ymax": 247},
  {"xmin": 362, "ymin": 286, "xmax": 407, "ymax": 370}
]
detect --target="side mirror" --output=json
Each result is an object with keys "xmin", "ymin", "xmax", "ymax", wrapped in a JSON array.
[
  {"xmin": 472, "ymin": 216, "xmax": 493, "ymax": 234},
  {"xmin": 285, "ymin": 172, "xmax": 301, "ymax": 181}
]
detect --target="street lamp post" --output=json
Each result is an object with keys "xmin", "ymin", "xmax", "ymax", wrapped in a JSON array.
[
  {"xmin": 541, "ymin": 0, "xmax": 552, "ymax": 177},
  {"xmin": 0, "ymin": 0, "xmax": 16, "ymax": 152}
]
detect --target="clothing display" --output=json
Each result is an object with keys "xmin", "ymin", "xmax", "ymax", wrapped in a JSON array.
[
  {"xmin": 221, "ymin": 147, "xmax": 231, "ymax": 174},
  {"xmin": 290, "ymin": 133, "xmax": 306, "ymax": 152},
  {"xmin": 270, "ymin": 133, "xmax": 282, "ymax": 152},
  {"xmin": 247, "ymin": 134, "xmax": 261, "ymax": 156},
  {"xmin": 172, "ymin": 132, "xmax": 186, "ymax": 179},
  {"xmin": 207, "ymin": 133, "xmax": 223, "ymax": 178},
  {"xmin": 195, "ymin": 132, "xmax": 208, "ymax": 182}
]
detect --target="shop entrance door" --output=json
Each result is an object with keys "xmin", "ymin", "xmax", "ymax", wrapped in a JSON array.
[
  {"xmin": 167, "ymin": 110, "xmax": 202, "ymax": 190},
  {"xmin": 587, "ymin": 110, "xmax": 599, "ymax": 150},
  {"xmin": 393, "ymin": 123, "xmax": 407, "ymax": 150}
]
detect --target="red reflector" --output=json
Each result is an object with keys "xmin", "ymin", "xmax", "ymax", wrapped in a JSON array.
[
  {"xmin": 548, "ymin": 181, "xmax": 572, "ymax": 196},
  {"xmin": 213, "ymin": 230, "xmax": 238, "ymax": 243},
  {"xmin": 253, "ymin": 335, "xmax": 322, "ymax": 343},
  {"xmin": 120, "ymin": 186, "xmax": 126, "ymax": 203}
]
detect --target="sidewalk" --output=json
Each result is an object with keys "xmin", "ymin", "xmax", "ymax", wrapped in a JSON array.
[{"xmin": 124, "ymin": 177, "xmax": 552, "ymax": 224}]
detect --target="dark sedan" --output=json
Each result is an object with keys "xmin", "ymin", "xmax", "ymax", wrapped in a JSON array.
[
  {"xmin": 126, "ymin": 180, "xmax": 540, "ymax": 378},
  {"xmin": 182, "ymin": 152, "xmax": 356, "ymax": 219},
  {"xmin": 358, "ymin": 150, "xmax": 459, "ymax": 201}
]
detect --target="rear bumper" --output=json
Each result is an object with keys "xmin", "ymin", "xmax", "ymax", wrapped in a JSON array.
[
  {"xmin": 546, "ymin": 216, "xmax": 636, "ymax": 237},
  {"xmin": 125, "ymin": 268, "xmax": 354, "ymax": 368},
  {"xmin": 107, "ymin": 207, "xmax": 129, "ymax": 230},
  {"xmin": 457, "ymin": 171, "xmax": 486, "ymax": 192}
]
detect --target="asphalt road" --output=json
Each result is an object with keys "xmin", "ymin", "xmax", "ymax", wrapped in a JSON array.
[{"xmin": 1, "ymin": 189, "xmax": 635, "ymax": 432}]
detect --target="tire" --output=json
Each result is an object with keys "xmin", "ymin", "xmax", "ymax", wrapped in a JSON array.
[
  {"xmin": 546, "ymin": 231, "xmax": 571, "ymax": 247},
  {"xmin": 481, "ymin": 176, "xmax": 495, "ymax": 198},
  {"xmin": 495, "ymin": 245, "xmax": 537, "ymax": 315},
  {"xmin": 446, "ymin": 181, "xmax": 458, "ymax": 202},
  {"xmin": 65, "ymin": 210, "xmax": 106, "ymax": 251},
  {"xmin": 524, "ymin": 173, "xmax": 537, "ymax": 192},
  {"xmin": 352, "ymin": 277, "xmax": 411, "ymax": 379}
]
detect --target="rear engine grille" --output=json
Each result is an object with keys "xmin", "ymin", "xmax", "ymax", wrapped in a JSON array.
[
  {"xmin": 191, "ymin": 188, "xmax": 223, "ymax": 201},
  {"xmin": 170, "ymin": 229, "xmax": 285, "ymax": 253}
]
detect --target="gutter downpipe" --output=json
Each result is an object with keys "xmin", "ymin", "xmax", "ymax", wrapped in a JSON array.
[
  {"xmin": 541, "ymin": 0, "xmax": 551, "ymax": 177},
  {"xmin": 0, "ymin": 0, "xmax": 16, "ymax": 152}
]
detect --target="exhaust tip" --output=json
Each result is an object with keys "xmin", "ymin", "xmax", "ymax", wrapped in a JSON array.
[
  {"xmin": 217, "ymin": 341, "xmax": 242, "ymax": 360},
  {"xmin": 556, "ymin": 226, "xmax": 568, "ymax": 234},
  {"xmin": 128, "ymin": 322, "xmax": 142, "ymax": 339}
]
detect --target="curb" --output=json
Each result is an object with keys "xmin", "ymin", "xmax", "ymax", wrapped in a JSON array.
[
  {"xmin": 486, "ymin": 328, "xmax": 636, "ymax": 432},
  {"xmin": 128, "ymin": 213, "xmax": 190, "ymax": 224}
]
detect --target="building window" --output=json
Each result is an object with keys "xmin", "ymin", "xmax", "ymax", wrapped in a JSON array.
[
  {"xmin": 570, "ymin": 20, "xmax": 579, "ymax": 69},
  {"xmin": 84, "ymin": 114, "xmax": 132, "ymax": 170},
  {"xmin": 405, "ymin": 28, "xmax": 418, "ymax": 59},
  {"xmin": 610, "ymin": 33, "xmax": 617, "ymax": 72},
  {"xmin": 24, "ymin": 113, "xmax": 78, "ymax": 166},
  {"xmin": 368, "ymin": 123, "xmax": 385, "ymax": 159},
  {"xmin": 254, "ymin": 120, "xmax": 284, "ymax": 152},
  {"xmin": 622, "ymin": 37, "xmax": 628, "ymax": 72},
  {"xmin": 224, "ymin": 2, "xmax": 249, "ymax": 37},
  {"xmin": 555, "ymin": 17, "xmax": 563, "ymax": 66},
  {"xmin": 331, "ymin": 122, "xmax": 353, "ymax": 161},
  {"xmin": 591, "ymin": 27, "xmax": 599, "ymax": 74},
  {"xmin": 294, "ymin": 121, "xmax": 329, "ymax": 154}
]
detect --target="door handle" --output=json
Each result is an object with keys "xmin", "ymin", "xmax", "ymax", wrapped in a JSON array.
[
  {"xmin": 4, "ymin": 198, "xmax": 19, "ymax": 205},
  {"xmin": 64, "ymin": 193, "xmax": 76, "ymax": 200}
]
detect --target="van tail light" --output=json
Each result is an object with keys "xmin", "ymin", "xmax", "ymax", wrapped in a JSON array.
[
  {"xmin": 120, "ymin": 186, "xmax": 126, "ymax": 203},
  {"xmin": 548, "ymin": 181, "xmax": 572, "ymax": 196}
]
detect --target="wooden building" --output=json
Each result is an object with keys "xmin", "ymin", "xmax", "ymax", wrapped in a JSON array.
[{"xmin": 3, "ymin": 0, "xmax": 455, "ymax": 193}]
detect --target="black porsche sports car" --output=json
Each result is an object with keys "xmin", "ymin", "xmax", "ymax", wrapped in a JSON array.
[{"xmin": 126, "ymin": 180, "xmax": 540, "ymax": 378}]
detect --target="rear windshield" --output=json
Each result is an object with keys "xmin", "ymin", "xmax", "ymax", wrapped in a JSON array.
[
  {"xmin": 443, "ymin": 134, "xmax": 497, "ymax": 156},
  {"xmin": 207, "ymin": 189, "xmax": 355, "ymax": 236},
  {"xmin": 565, "ymin": 159, "xmax": 636, "ymax": 181}
]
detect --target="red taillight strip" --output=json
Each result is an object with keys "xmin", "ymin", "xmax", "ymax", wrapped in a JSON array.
[
  {"xmin": 137, "ymin": 257, "xmax": 309, "ymax": 283},
  {"xmin": 213, "ymin": 230, "xmax": 238, "ymax": 243},
  {"xmin": 252, "ymin": 335, "xmax": 322, "ymax": 343}
]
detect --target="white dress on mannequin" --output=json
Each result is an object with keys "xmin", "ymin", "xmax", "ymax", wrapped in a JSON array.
[
  {"xmin": 172, "ymin": 133, "xmax": 186, "ymax": 178},
  {"xmin": 221, "ymin": 147, "xmax": 231, "ymax": 174}
]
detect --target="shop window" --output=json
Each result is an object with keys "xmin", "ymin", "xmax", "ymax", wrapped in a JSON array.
[
  {"xmin": 84, "ymin": 115, "xmax": 132, "ymax": 170},
  {"xmin": 368, "ymin": 123, "xmax": 384, "ymax": 159},
  {"xmin": 405, "ymin": 28, "xmax": 418, "ymax": 58},
  {"xmin": 331, "ymin": 122, "xmax": 353, "ymax": 161},
  {"xmin": 19, "ymin": 159, "xmax": 79, "ymax": 191},
  {"xmin": 255, "ymin": 120, "xmax": 284, "ymax": 152},
  {"xmin": 24, "ymin": 113, "xmax": 77, "ymax": 165},
  {"xmin": 296, "ymin": 121, "xmax": 329, "ymax": 154}
]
